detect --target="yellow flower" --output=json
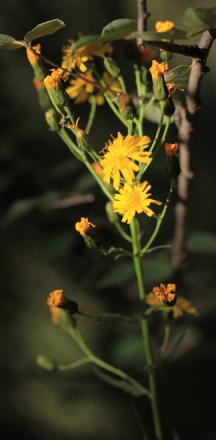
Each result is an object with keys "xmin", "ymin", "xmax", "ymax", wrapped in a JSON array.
[
  {"xmin": 66, "ymin": 71, "xmax": 104, "ymax": 104},
  {"xmin": 155, "ymin": 21, "xmax": 174, "ymax": 33},
  {"xmin": 75, "ymin": 217, "xmax": 95, "ymax": 236},
  {"xmin": 172, "ymin": 297, "xmax": 198, "ymax": 319},
  {"xmin": 150, "ymin": 60, "xmax": 169, "ymax": 80},
  {"xmin": 165, "ymin": 143, "xmax": 179, "ymax": 157},
  {"xmin": 47, "ymin": 289, "xmax": 64, "ymax": 323},
  {"xmin": 152, "ymin": 283, "xmax": 176, "ymax": 305},
  {"xmin": 100, "ymin": 132, "xmax": 151, "ymax": 190},
  {"xmin": 103, "ymin": 72, "xmax": 122, "ymax": 94},
  {"xmin": 62, "ymin": 39, "xmax": 113, "ymax": 74},
  {"xmin": 44, "ymin": 68, "xmax": 63, "ymax": 89},
  {"xmin": 113, "ymin": 181, "xmax": 161, "ymax": 224}
]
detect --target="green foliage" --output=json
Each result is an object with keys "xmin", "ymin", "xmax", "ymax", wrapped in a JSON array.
[
  {"xmin": 183, "ymin": 6, "xmax": 216, "ymax": 30},
  {"xmin": 93, "ymin": 367, "xmax": 145, "ymax": 397},
  {"xmin": 74, "ymin": 35, "xmax": 101, "ymax": 50},
  {"xmin": 129, "ymin": 28, "xmax": 187, "ymax": 42},
  {"xmin": 143, "ymin": 251, "xmax": 173, "ymax": 283},
  {"xmin": 98, "ymin": 261, "xmax": 134, "ymax": 288},
  {"xmin": 112, "ymin": 333, "xmax": 144, "ymax": 365},
  {"xmin": 101, "ymin": 18, "xmax": 136, "ymax": 41},
  {"xmin": 0, "ymin": 34, "xmax": 23, "ymax": 50},
  {"xmin": 187, "ymin": 231, "xmax": 216, "ymax": 255},
  {"xmin": 24, "ymin": 19, "xmax": 65, "ymax": 43}
]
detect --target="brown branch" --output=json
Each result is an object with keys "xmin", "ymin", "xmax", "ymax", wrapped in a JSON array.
[
  {"xmin": 137, "ymin": 0, "xmax": 148, "ymax": 47},
  {"xmin": 142, "ymin": 40, "xmax": 205, "ymax": 59},
  {"xmin": 172, "ymin": 29, "xmax": 216, "ymax": 270}
]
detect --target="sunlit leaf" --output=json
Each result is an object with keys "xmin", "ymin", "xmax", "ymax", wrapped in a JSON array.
[
  {"xmin": 101, "ymin": 18, "xmax": 136, "ymax": 41},
  {"xmin": 24, "ymin": 19, "xmax": 65, "ymax": 43},
  {"xmin": 187, "ymin": 231, "xmax": 216, "ymax": 255},
  {"xmin": 183, "ymin": 7, "xmax": 216, "ymax": 30},
  {"xmin": 0, "ymin": 34, "xmax": 24, "ymax": 50},
  {"xmin": 74, "ymin": 34, "xmax": 102, "ymax": 50}
]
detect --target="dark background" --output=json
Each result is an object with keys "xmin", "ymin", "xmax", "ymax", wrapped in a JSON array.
[{"xmin": 0, "ymin": 1, "xmax": 216, "ymax": 439}]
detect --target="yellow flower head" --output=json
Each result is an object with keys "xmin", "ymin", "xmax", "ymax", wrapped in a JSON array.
[
  {"xmin": 62, "ymin": 39, "xmax": 113, "ymax": 74},
  {"xmin": 103, "ymin": 72, "xmax": 122, "ymax": 94},
  {"xmin": 152, "ymin": 283, "xmax": 176, "ymax": 305},
  {"xmin": 155, "ymin": 21, "xmax": 174, "ymax": 33},
  {"xmin": 26, "ymin": 44, "xmax": 41, "ymax": 65},
  {"xmin": 75, "ymin": 217, "xmax": 95, "ymax": 236},
  {"xmin": 165, "ymin": 143, "xmax": 179, "ymax": 157},
  {"xmin": 44, "ymin": 68, "xmax": 63, "ymax": 89},
  {"xmin": 66, "ymin": 71, "xmax": 104, "ymax": 104},
  {"xmin": 100, "ymin": 132, "xmax": 151, "ymax": 191},
  {"xmin": 113, "ymin": 181, "xmax": 161, "ymax": 224},
  {"xmin": 172, "ymin": 296, "xmax": 198, "ymax": 319},
  {"xmin": 47, "ymin": 289, "xmax": 64, "ymax": 323},
  {"xmin": 150, "ymin": 60, "xmax": 169, "ymax": 80}
]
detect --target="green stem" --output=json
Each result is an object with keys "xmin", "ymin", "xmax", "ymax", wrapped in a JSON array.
[
  {"xmin": 57, "ymin": 357, "xmax": 90, "ymax": 371},
  {"xmin": 58, "ymin": 128, "xmax": 83, "ymax": 161},
  {"xmin": 84, "ymin": 160, "xmax": 114, "ymax": 201},
  {"xmin": 141, "ymin": 178, "xmax": 175, "ymax": 255},
  {"xmin": 130, "ymin": 219, "xmax": 163, "ymax": 440},
  {"xmin": 113, "ymin": 221, "xmax": 132, "ymax": 243},
  {"xmin": 86, "ymin": 96, "xmax": 97, "ymax": 134},
  {"xmin": 67, "ymin": 326, "xmax": 148, "ymax": 397},
  {"xmin": 104, "ymin": 93, "xmax": 128, "ymax": 127}
]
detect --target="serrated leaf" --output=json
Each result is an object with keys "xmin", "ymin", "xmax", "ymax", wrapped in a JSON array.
[
  {"xmin": 74, "ymin": 34, "xmax": 101, "ymax": 50},
  {"xmin": 127, "ymin": 28, "xmax": 187, "ymax": 42},
  {"xmin": 101, "ymin": 18, "xmax": 136, "ymax": 41},
  {"xmin": 183, "ymin": 7, "xmax": 216, "ymax": 30},
  {"xmin": 164, "ymin": 65, "xmax": 191, "ymax": 83},
  {"xmin": 93, "ymin": 367, "xmax": 146, "ymax": 397},
  {"xmin": 24, "ymin": 19, "xmax": 65, "ymax": 43},
  {"xmin": 0, "ymin": 34, "xmax": 24, "ymax": 50},
  {"xmin": 187, "ymin": 231, "xmax": 216, "ymax": 255}
]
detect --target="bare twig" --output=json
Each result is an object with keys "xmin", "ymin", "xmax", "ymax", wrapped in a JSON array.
[
  {"xmin": 137, "ymin": 0, "xmax": 148, "ymax": 47},
  {"xmin": 172, "ymin": 29, "xmax": 216, "ymax": 270}
]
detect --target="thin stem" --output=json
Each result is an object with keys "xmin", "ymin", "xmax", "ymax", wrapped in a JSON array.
[
  {"xmin": 130, "ymin": 219, "xmax": 163, "ymax": 440},
  {"xmin": 57, "ymin": 357, "xmax": 90, "ymax": 371},
  {"xmin": 141, "ymin": 178, "xmax": 175, "ymax": 255},
  {"xmin": 58, "ymin": 128, "xmax": 83, "ymax": 161},
  {"xmin": 113, "ymin": 221, "xmax": 132, "ymax": 243},
  {"xmin": 84, "ymin": 160, "xmax": 114, "ymax": 201},
  {"xmin": 104, "ymin": 93, "xmax": 128, "ymax": 127},
  {"xmin": 86, "ymin": 96, "xmax": 97, "ymax": 134}
]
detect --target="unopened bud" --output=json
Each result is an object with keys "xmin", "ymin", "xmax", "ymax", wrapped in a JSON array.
[
  {"xmin": 26, "ymin": 45, "xmax": 47, "ymax": 80},
  {"xmin": 37, "ymin": 355, "xmax": 56, "ymax": 371},
  {"xmin": 44, "ymin": 69, "xmax": 68, "ymax": 108},
  {"xmin": 45, "ymin": 108, "xmax": 60, "ymax": 132}
]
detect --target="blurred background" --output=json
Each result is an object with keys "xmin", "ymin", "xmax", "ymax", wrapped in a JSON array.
[{"xmin": 0, "ymin": 0, "xmax": 216, "ymax": 439}]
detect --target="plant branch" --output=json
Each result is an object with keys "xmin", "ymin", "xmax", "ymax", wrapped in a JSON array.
[{"xmin": 137, "ymin": 0, "xmax": 148, "ymax": 47}]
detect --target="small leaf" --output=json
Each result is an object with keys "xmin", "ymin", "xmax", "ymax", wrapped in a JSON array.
[
  {"xmin": 127, "ymin": 28, "xmax": 187, "ymax": 42},
  {"xmin": 0, "ymin": 34, "xmax": 24, "ymax": 50},
  {"xmin": 93, "ymin": 367, "xmax": 146, "ymax": 397},
  {"xmin": 74, "ymin": 34, "xmax": 101, "ymax": 50},
  {"xmin": 101, "ymin": 18, "xmax": 137, "ymax": 41},
  {"xmin": 183, "ymin": 7, "xmax": 216, "ymax": 30},
  {"xmin": 187, "ymin": 231, "xmax": 216, "ymax": 255},
  {"xmin": 24, "ymin": 19, "xmax": 65, "ymax": 43}
]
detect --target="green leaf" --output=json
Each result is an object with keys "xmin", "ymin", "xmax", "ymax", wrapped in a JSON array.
[
  {"xmin": 183, "ymin": 7, "xmax": 216, "ymax": 30},
  {"xmin": 101, "ymin": 18, "xmax": 136, "ymax": 41},
  {"xmin": 74, "ymin": 34, "xmax": 101, "ymax": 50},
  {"xmin": 98, "ymin": 261, "xmax": 134, "ymax": 288},
  {"xmin": 127, "ymin": 28, "xmax": 187, "ymax": 42},
  {"xmin": 24, "ymin": 19, "xmax": 65, "ymax": 43},
  {"xmin": 0, "ymin": 34, "xmax": 24, "ymax": 50},
  {"xmin": 187, "ymin": 231, "xmax": 216, "ymax": 255},
  {"xmin": 164, "ymin": 65, "xmax": 191, "ymax": 83},
  {"xmin": 93, "ymin": 367, "xmax": 145, "ymax": 397}
]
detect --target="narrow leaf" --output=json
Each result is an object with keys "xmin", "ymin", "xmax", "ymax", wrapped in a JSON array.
[
  {"xmin": 127, "ymin": 28, "xmax": 187, "ymax": 42},
  {"xmin": 0, "ymin": 34, "xmax": 24, "ymax": 50},
  {"xmin": 101, "ymin": 18, "xmax": 136, "ymax": 41},
  {"xmin": 24, "ymin": 19, "xmax": 65, "ymax": 42},
  {"xmin": 74, "ymin": 34, "xmax": 102, "ymax": 50}
]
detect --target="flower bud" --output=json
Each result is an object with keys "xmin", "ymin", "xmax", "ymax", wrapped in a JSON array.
[
  {"xmin": 45, "ymin": 108, "xmax": 60, "ymax": 132},
  {"xmin": 150, "ymin": 60, "xmax": 169, "ymax": 101},
  {"xmin": 44, "ymin": 69, "xmax": 68, "ymax": 108},
  {"xmin": 26, "ymin": 45, "xmax": 47, "ymax": 80},
  {"xmin": 37, "ymin": 355, "xmax": 56, "ymax": 371},
  {"xmin": 104, "ymin": 57, "xmax": 120, "ymax": 78},
  {"xmin": 106, "ymin": 201, "xmax": 119, "ymax": 224}
]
